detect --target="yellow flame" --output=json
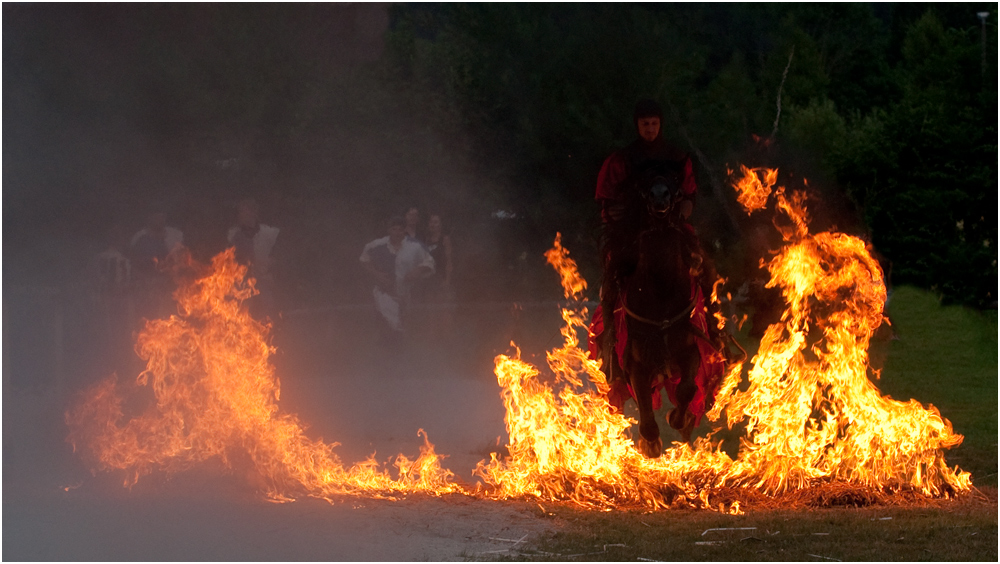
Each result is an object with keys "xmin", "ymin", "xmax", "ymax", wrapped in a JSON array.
[
  {"xmin": 710, "ymin": 167, "xmax": 970, "ymax": 496},
  {"xmin": 544, "ymin": 232, "xmax": 587, "ymax": 301},
  {"xmin": 66, "ymin": 249, "xmax": 461, "ymax": 501},
  {"xmin": 732, "ymin": 165, "xmax": 778, "ymax": 213},
  {"xmin": 480, "ymin": 168, "xmax": 970, "ymax": 508},
  {"xmin": 68, "ymin": 169, "xmax": 971, "ymax": 509}
]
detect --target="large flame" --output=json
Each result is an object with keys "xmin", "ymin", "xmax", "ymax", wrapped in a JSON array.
[
  {"xmin": 66, "ymin": 249, "xmax": 460, "ymax": 501},
  {"xmin": 475, "ymin": 234, "xmax": 737, "ymax": 510},
  {"xmin": 713, "ymin": 166, "xmax": 970, "ymax": 496},
  {"xmin": 478, "ymin": 168, "xmax": 970, "ymax": 508},
  {"xmin": 68, "ymin": 170, "xmax": 971, "ymax": 509}
]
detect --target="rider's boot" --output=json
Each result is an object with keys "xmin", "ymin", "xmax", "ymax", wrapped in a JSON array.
[{"xmin": 599, "ymin": 281, "xmax": 619, "ymax": 382}]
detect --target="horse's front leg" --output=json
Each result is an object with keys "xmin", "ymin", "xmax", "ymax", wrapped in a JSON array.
[
  {"xmin": 629, "ymin": 349, "xmax": 662, "ymax": 458},
  {"xmin": 667, "ymin": 331, "xmax": 701, "ymax": 444}
]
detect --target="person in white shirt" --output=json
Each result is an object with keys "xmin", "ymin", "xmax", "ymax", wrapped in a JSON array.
[
  {"xmin": 129, "ymin": 209, "xmax": 183, "ymax": 280},
  {"xmin": 228, "ymin": 198, "xmax": 280, "ymax": 319},
  {"xmin": 359, "ymin": 216, "xmax": 435, "ymax": 340}
]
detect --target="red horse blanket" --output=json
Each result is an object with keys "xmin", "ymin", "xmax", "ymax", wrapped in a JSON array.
[{"xmin": 588, "ymin": 282, "xmax": 725, "ymax": 427}]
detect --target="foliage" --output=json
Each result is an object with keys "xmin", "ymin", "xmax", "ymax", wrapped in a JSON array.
[
  {"xmin": 387, "ymin": 3, "xmax": 997, "ymax": 307},
  {"xmin": 4, "ymin": 4, "xmax": 995, "ymax": 307},
  {"xmin": 829, "ymin": 12, "xmax": 997, "ymax": 307}
]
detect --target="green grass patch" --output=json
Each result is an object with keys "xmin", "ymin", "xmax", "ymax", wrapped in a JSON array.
[
  {"xmin": 503, "ymin": 496, "xmax": 996, "ymax": 561},
  {"xmin": 876, "ymin": 286, "xmax": 998, "ymax": 487}
]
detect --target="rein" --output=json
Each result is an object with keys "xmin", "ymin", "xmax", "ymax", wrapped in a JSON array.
[
  {"xmin": 623, "ymin": 299, "xmax": 695, "ymax": 332},
  {"xmin": 621, "ymin": 215, "xmax": 694, "ymax": 333}
]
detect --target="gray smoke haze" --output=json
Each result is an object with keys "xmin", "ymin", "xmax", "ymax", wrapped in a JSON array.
[
  {"xmin": 4, "ymin": 4, "xmax": 551, "ymax": 301},
  {"xmin": 4, "ymin": 7, "xmax": 582, "ymax": 559},
  {"xmin": 4, "ymin": 2, "xmax": 575, "ymax": 534}
]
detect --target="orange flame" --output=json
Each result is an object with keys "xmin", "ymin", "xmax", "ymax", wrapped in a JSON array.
[
  {"xmin": 709, "ymin": 167, "xmax": 970, "ymax": 496},
  {"xmin": 68, "ymin": 175, "xmax": 971, "ymax": 508},
  {"xmin": 66, "ymin": 249, "xmax": 461, "ymax": 501},
  {"xmin": 544, "ymin": 232, "xmax": 587, "ymax": 301},
  {"xmin": 732, "ymin": 165, "xmax": 779, "ymax": 213},
  {"xmin": 477, "ymin": 234, "xmax": 737, "ymax": 510},
  {"xmin": 480, "ymin": 169, "xmax": 970, "ymax": 508}
]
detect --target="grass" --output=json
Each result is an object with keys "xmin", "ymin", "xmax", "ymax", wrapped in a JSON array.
[
  {"xmin": 496, "ymin": 286, "xmax": 998, "ymax": 561},
  {"xmin": 876, "ymin": 286, "xmax": 998, "ymax": 487},
  {"xmin": 498, "ymin": 496, "xmax": 996, "ymax": 561}
]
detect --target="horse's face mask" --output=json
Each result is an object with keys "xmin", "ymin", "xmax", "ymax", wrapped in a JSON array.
[{"xmin": 644, "ymin": 175, "xmax": 683, "ymax": 218}]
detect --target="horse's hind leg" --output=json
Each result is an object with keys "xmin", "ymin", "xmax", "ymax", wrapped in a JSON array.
[{"xmin": 629, "ymin": 364, "xmax": 662, "ymax": 458}]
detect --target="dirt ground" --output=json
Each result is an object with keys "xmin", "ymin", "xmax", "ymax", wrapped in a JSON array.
[
  {"xmin": 2, "ymin": 367, "xmax": 563, "ymax": 561},
  {"xmin": 3, "ymin": 305, "xmax": 990, "ymax": 561},
  {"xmin": 3, "ymin": 307, "xmax": 567, "ymax": 561}
]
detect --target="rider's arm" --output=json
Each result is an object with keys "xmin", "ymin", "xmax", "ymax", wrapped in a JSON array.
[
  {"xmin": 679, "ymin": 156, "xmax": 697, "ymax": 220},
  {"xmin": 600, "ymin": 198, "xmax": 626, "ymax": 223},
  {"xmin": 597, "ymin": 153, "xmax": 630, "ymax": 224}
]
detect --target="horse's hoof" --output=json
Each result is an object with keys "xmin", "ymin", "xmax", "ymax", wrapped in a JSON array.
[
  {"xmin": 668, "ymin": 408, "xmax": 698, "ymax": 444},
  {"xmin": 638, "ymin": 436, "xmax": 663, "ymax": 458},
  {"xmin": 667, "ymin": 407, "xmax": 684, "ymax": 430}
]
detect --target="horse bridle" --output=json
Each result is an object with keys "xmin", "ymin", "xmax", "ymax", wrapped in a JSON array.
[{"xmin": 623, "ymin": 298, "xmax": 695, "ymax": 332}]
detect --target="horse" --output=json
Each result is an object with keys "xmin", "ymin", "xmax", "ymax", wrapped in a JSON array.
[{"xmin": 596, "ymin": 168, "xmax": 735, "ymax": 458}]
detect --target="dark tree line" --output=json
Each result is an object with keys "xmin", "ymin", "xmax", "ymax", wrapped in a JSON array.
[
  {"xmin": 3, "ymin": 3, "xmax": 996, "ymax": 307},
  {"xmin": 387, "ymin": 3, "xmax": 997, "ymax": 307}
]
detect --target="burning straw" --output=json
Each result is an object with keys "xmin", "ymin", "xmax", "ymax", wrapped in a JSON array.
[{"xmin": 475, "ymin": 170, "xmax": 971, "ymax": 509}]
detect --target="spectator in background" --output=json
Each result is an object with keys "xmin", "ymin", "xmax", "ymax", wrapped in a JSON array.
[
  {"xmin": 419, "ymin": 212, "xmax": 455, "ymax": 337},
  {"xmin": 422, "ymin": 212, "xmax": 453, "ymax": 296},
  {"xmin": 404, "ymin": 206, "xmax": 422, "ymax": 243},
  {"xmin": 228, "ymin": 198, "xmax": 280, "ymax": 319},
  {"xmin": 360, "ymin": 216, "xmax": 435, "ymax": 344},
  {"xmin": 130, "ymin": 206, "xmax": 183, "ymax": 279},
  {"xmin": 94, "ymin": 223, "xmax": 133, "ymax": 297},
  {"xmin": 129, "ymin": 205, "xmax": 183, "ymax": 321},
  {"xmin": 90, "ymin": 222, "xmax": 136, "ymax": 371}
]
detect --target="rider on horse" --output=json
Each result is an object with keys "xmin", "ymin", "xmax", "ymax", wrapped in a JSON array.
[{"xmin": 592, "ymin": 100, "xmax": 727, "ymax": 411}]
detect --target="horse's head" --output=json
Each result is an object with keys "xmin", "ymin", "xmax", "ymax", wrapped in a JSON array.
[
  {"xmin": 634, "ymin": 163, "xmax": 685, "ymax": 225},
  {"xmin": 644, "ymin": 175, "xmax": 683, "ymax": 217}
]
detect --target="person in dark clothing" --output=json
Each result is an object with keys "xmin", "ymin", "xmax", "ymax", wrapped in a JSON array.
[
  {"xmin": 595, "ymin": 99, "xmax": 696, "ymax": 224},
  {"xmin": 419, "ymin": 212, "xmax": 455, "ymax": 337},
  {"xmin": 423, "ymin": 213, "xmax": 453, "ymax": 295},
  {"xmin": 592, "ymin": 100, "xmax": 724, "ymax": 384}
]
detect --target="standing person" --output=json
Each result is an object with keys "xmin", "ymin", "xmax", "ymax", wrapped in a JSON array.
[
  {"xmin": 227, "ymin": 198, "xmax": 280, "ymax": 319},
  {"xmin": 359, "ymin": 216, "xmax": 435, "ymax": 344},
  {"xmin": 90, "ymin": 222, "xmax": 136, "ymax": 374},
  {"xmin": 420, "ymin": 212, "xmax": 455, "ymax": 336},
  {"xmin": 403, "ymin": 206, "xmax": 422, "ymax": 243},
  {"xmin": 423, "ymin": 213, "xmax": 453, "ymax": 295},
  {"xmin": 129, "ymin": 205, "xmax": 183, "ymax": 322}
]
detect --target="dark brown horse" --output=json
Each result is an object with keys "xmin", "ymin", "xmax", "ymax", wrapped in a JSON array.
[{"xmin": 599, "ymin": 172, "xmax": 734, "ymax": 458}]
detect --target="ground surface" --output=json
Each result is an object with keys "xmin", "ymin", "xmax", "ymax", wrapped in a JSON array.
[
  {"xmin": 3, "ymin": 289, "xmax": 996, "ymax": 561},
  {"xmin": 3, "ymin": 305, "xmax": 565, "ymax": 561}
]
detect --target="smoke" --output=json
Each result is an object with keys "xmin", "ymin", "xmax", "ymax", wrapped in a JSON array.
[
  {"xmin": 3, "ymin": 5, "xmax": 562, "ymax": 483},
  {"xmin": 3, "ymin": 4, "xmax": 519, "ymax": 297}
]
